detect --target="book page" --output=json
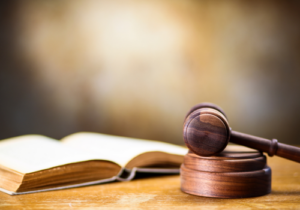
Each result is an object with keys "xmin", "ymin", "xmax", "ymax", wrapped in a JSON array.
[
  {"xmin": 0, "ymin": 135, "xmax": 110, "ymax": 174},
  {"xmin": 62, "ymin": 132, "xmax": 188, "ymax": 167}
]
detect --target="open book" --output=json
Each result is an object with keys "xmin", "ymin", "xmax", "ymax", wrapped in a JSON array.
[{"xmin": 0, "ymin": 132, "xmax": 187, "ymax": 195}]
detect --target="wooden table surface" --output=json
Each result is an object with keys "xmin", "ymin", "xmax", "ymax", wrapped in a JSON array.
[{"xmin": 0, "ymin": 156, "xmax": 300, "ymax": 210}]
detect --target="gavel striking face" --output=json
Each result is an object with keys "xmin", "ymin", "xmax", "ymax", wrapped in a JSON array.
[{"xmin": 183, "ymin": 103, "xmax": 300, "ymax": 163}]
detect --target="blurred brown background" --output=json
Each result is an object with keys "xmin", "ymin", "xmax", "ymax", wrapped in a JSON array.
[{"xmin": 0, "ymin": 0, "xmax": 300, "ymax": 145}]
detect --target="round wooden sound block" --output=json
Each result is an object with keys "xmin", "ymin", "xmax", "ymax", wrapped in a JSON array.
[{"xmin": 180, "ymin": 145, "xmax": 272, "ymax": 198}]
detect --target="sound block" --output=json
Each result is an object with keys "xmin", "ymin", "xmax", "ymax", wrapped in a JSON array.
[{"xmin": 180, "ymin": 145, "xmax": 271, "ymax": 198}]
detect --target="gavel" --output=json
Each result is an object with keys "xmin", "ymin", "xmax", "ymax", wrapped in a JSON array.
[{"xmin": 183, "ymin": 102, "xmax": 300, "ymax": 163}]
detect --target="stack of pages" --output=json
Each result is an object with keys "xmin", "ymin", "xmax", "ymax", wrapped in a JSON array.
[{"xmin": 0, "ymin": 132, "xmax": 187, "ymax": 195}]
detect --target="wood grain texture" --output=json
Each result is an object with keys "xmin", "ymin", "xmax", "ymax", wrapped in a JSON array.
[
  {"xmin": 181, "ymin": 164, "xmax": 271, "ymax": 198},
  {"xmin": 184, "ymin": 102, "xmax": 228, "ymax": 120},
  {"xmin": 184, "ymin": 150, "xmax": 266, "ymax": 172},
  {"xmin": 231, "ymin": 131, "xmax": 300, "ymax": 163},
  {"xmin": 184, "ymin": 103, "xmax": 300, "ymax": 162},
  {"xmin": 183, "ymin": 107, "xmax": 230, "ymax": 156},
  {"xmin": 181, "ymin": 148, "xmax": 270, "ymax": 198},
  {"xmin": 0, "ymin": 155, "xmax": 299, "ymax": 209}
]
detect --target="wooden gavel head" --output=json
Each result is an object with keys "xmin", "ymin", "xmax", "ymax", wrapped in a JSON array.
[
  {"xmin": 183, "ymin": 103, "xmax": 231, "ymax": 156},
  {"xmin": 183, "ymin": 102, "xmax": 300, "ymax": 163}
]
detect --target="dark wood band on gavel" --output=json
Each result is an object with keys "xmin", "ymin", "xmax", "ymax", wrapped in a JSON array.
[
  {"xmin": 231, "ymin": 131, "xmax": 300, "ymax": 162},
  {"xmin": 183, "ymin": 103, "xmax": 300, "ymax": 163}
]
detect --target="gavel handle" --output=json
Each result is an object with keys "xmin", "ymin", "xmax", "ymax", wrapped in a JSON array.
[{"xmin": 230, "ymin": 130, "xmax": 300, "ymax": 163}]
